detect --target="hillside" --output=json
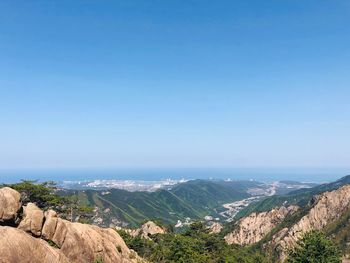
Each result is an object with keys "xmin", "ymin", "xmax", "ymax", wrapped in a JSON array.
[
  {"xmin": 2, "ymin": 177, "xmax": 350, "ymax": 262},
  {"xmin": 77, "ymin": 180, "xmax": 249, "ymax": 227},
  {"xmin": 223, "ymin": 180, "xmax": 350, "ymax": 261},
  {"xmin": 287, "ymin": 174, "xmax": 350, "ymax": 196},
  {"xmin": 236, "ymin": 175, "xmax": 350, "ymax": 219},
  {"xmin": 0, "ymin": 182, "xmax": 271, "ymax": 263},
  {"xmin": 120, "ymin": 180, "xmax": 350, "ymax": 262},
  {"xmin": 169, "ymin": 180, "xmax": 249, "ymax": 210}
]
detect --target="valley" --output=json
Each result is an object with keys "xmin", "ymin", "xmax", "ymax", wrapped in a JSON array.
[
  {"xmin": 62, "ymin": 178, "xmax": 317, "ymax": 228},
  {"xmin": 2, "ymin": 174, "xmax": 350, "ymax": 262}
]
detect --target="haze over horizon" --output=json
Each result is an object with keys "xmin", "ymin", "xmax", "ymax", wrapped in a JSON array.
[{"xmin": 1, "ymin": 1, "xmax": 350, "ymax": 172}]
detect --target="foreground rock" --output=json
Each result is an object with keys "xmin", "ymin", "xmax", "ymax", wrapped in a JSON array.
[
  {"xmin": 225, "ymin": 205, "xmax": 298, "ymax": 245},
  {"xmin": 0, "ymin": 187, "xmax": 144, "ymax": 263},
  {"xmin": 271, "ymin": 185, "xmax": 350, "ymax": 260},
  {"xmin": 0, "ymin": 187, "xmax": 21, "ymax": 222},
  {"xmin": 18, "ymin": 202, "xmax": 44, "ymax": 236},
  {"xmin": 42, "ymin": 210, "xmax": 140, "ymax": 263},
  {"xmin": 0, "ymin": 226, "xmax": 69, "ymax": 263}
]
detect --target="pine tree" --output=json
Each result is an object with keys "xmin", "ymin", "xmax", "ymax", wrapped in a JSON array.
[{"xmin": 286, "ymin": 231, "xmax": 341, "ymax": 263}]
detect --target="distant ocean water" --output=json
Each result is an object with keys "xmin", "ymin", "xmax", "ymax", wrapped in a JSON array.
[{"xmin": 0, "ymin": 167, "xmax": 349, "ymax": 184}]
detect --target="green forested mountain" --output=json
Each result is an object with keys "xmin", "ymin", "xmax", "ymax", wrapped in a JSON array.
[
  {"xmin": 169, "ymin": 180, "xmax": 249, "ymax": 210},
  {"xmin": 287, "ymin": 174, "xmax": 350, "ymax": 196},
  {"xmin": 77, "ymin": 180, "xmax": 249, "ymax": 227},
  {"xmin": 8, "ymin": 176, "xmax": 349, "ymax": 262},
  {"xmin": 2, "ymin": 177, "xmax": 349, "ymax": 262},
  {"xmin": 236, "ymin": 175, "xmax": 350, "ymax": 219}
]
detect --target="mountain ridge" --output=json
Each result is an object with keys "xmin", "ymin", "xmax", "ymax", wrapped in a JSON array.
[
  {"xmin": 77, "ymin": 179, "xmax": 249, "ymax": 227},
  {"xmin": 223, "ymin": 179, "xmax": 350, "ymax": 261},
  {"xmin": 236, "ymin": 175, "xmax": 350, "ymax": 219}
]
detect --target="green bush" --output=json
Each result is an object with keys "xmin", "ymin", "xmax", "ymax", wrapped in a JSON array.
[
  {"xmin": 4, "ymin": 180, "xmax": 63, "ymax": 208},
  {"xmin": 120, "ymin": 221, "xmax": 269, "ymax": 263},
  {"xmin": 286, "ymin": 231, "xmax": 341, "ymax": 263}
]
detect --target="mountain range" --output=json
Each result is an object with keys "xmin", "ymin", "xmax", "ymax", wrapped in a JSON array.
[
  {"xmin": 72, "ymin": 180, "xmax": 251, "ymax": 227},
  {"xmin": 224, "ymin": 174, "xmax": 350, "ymax": 261},
  {"xmin": 69, "ymin": 178, "xmax": 317, "ymax": 227},
  {"xmin": 2, "ymin": 174, "xmax": 350, "ymax": 262}
]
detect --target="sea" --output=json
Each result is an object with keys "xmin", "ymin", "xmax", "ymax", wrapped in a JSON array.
[{"xmin": 0, "ymin": 167, "xmax": 349, "ymax": 184}]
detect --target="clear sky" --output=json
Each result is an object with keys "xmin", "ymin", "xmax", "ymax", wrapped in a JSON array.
[{"xmin": 0, "ymin": 1, "xmax": 349, "ymax": 170}]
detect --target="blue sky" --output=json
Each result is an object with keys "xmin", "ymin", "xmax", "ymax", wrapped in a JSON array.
[{"xmin": 0, "ymin": 1, "xmax": 349, "ymax": 169}]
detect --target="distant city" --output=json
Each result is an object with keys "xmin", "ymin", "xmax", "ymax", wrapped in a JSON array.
[{"xmin": 0, "ymin": 167, "xmax": 347, "ymax": 184}]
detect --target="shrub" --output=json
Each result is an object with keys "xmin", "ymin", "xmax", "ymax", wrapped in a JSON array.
[{"xmin": 286, "ymin": 231, "xmax": 341, "ymax": 263}]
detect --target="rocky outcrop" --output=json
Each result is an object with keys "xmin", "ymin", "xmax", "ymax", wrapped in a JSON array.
[
  {"xmin": 0, "ymin": 226, "xmax": 69, "ymax": 263},
  {"xmin": 18, "ymin": 202, "xmax": 44, "ymax": 236},
  {"xmin": 207, "ymin": 222, "xmax": 223, "ymax": 234},
  {"xmin": 42, "ymin": 211, "xmax": 139, "ymax": 263},
  {"xmin": 0, "ymin": 187, "xmax": 21, "ymax": 222},
  {"xmin": 0, "ymin": 187, "xmax": 144, "ymax": 263},
  {"xmin": 225, "ymin": 205, "xmax": 298, "ymax": 245},
  {"xmin": 136, "ymin": 221, "xmax": 166, "ymax": 239},
  {"xmin": 42, "ymin": 209, "xmax": 59, "ymax": 240},
  {"xmin": 118, "ymin": 221, "xmax": 166, "ymax": 240},
  {"xmin": 271, "ymin": 185, "xmax": 350, "ymax": 260}
]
